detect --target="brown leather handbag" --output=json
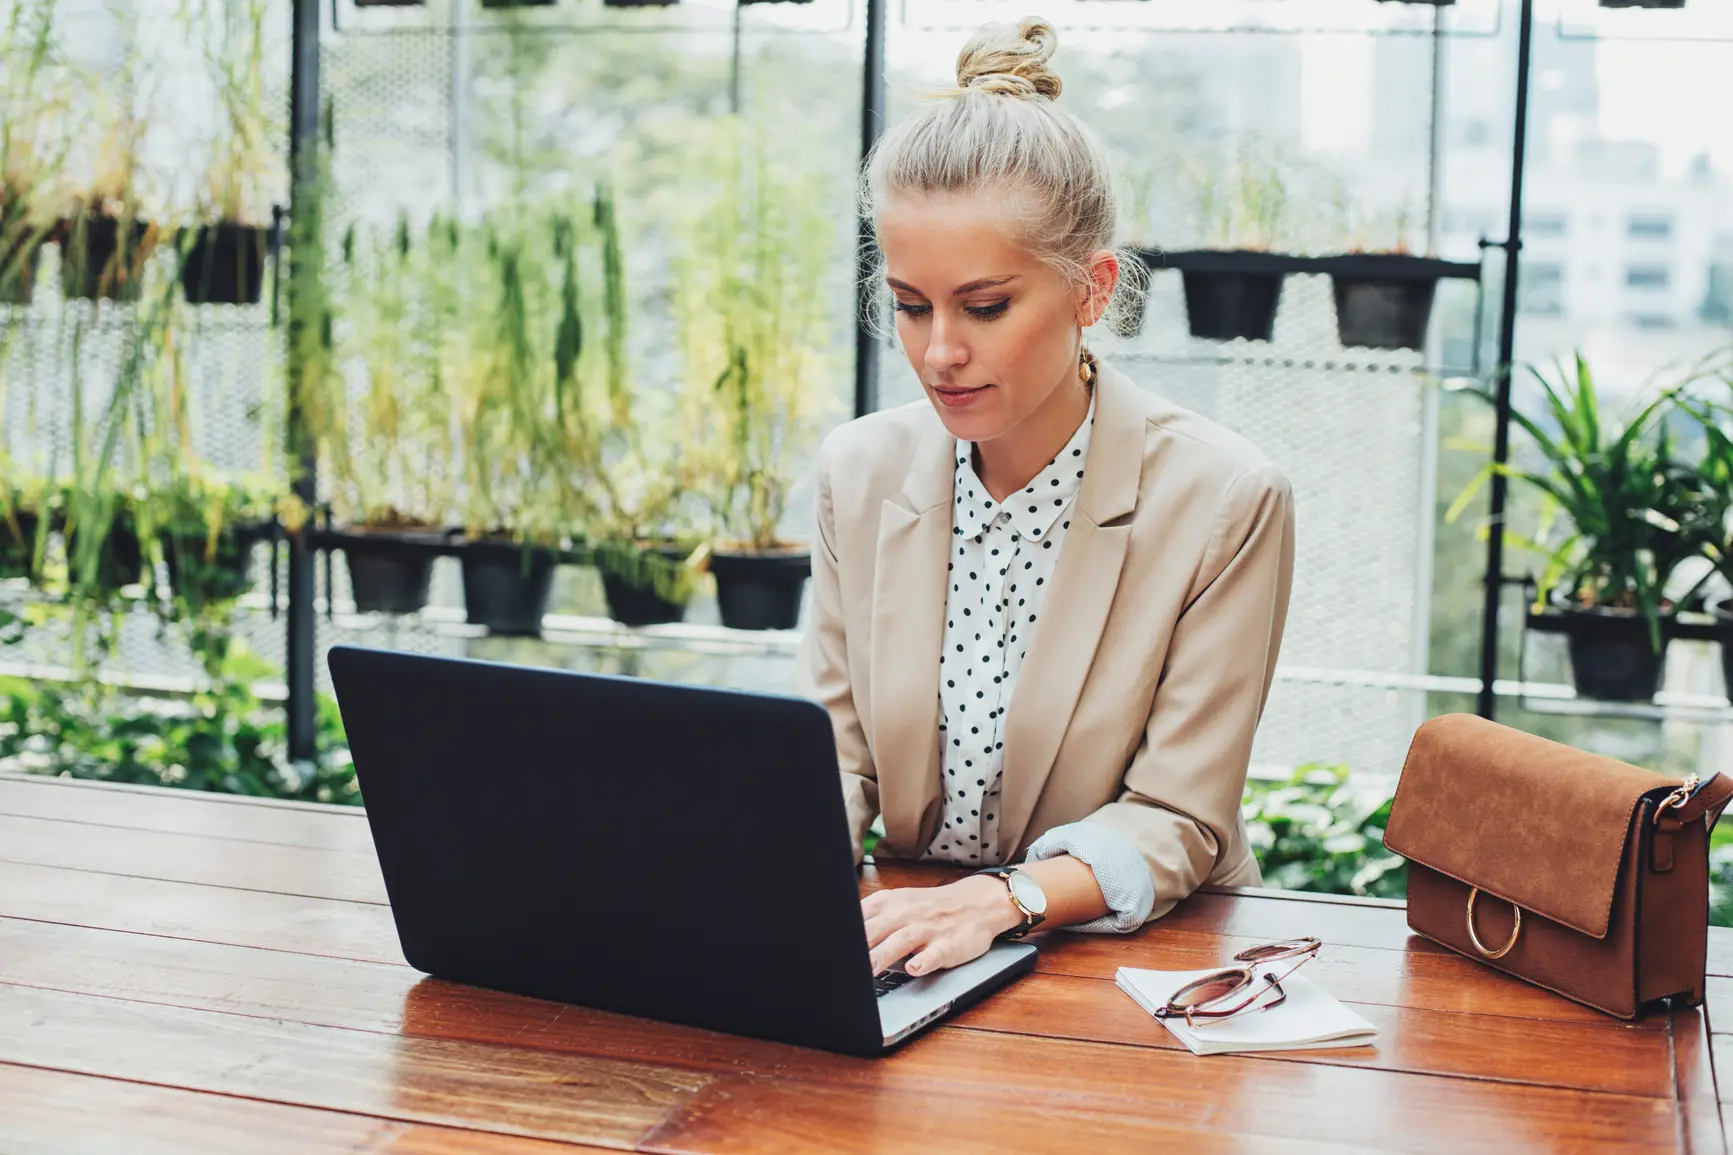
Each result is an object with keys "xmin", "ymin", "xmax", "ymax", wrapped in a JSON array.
[{"xmin": 1383, "ymin": 713, "xmax": 1733, "ymax": 1020}]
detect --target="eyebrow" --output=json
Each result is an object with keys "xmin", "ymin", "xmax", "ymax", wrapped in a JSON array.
[{"xmin": 885, "ymin": 275, "xmax": 1018, "ymax": 297}]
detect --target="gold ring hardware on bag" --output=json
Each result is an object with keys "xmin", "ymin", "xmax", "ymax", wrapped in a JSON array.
[
  {"xmin": 1654, "ymin": 774, "xmax": 1701, "ymax": 826},
  {"xmin": 1466, "ymin": 888, "xmax": 1522, "ymax": 959}
]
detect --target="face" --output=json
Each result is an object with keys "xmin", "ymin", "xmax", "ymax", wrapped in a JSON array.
[{"xmin": 878, "ymin": 190, "xmax": 1117, "ymax": 446}]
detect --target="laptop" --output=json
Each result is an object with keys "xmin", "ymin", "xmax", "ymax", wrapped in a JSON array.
[{"xmin": 327, "ymin": 645, "xmax": 1037, "ymax": 1057}]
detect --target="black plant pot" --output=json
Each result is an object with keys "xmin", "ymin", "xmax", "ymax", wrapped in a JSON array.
[
  {"xmin": 342, "ymin": 530, "xmax": 439, "ymax": 614},
  {"xmin": 1559, "ymin": 606, "xmax": 1669, "ymax": 702},
  {"xmin": 1179, "ymin": 265, "xmax": 1283, "ymax": 342},
  {"xmin": 1331, "ymin": 276, "xmax": 1439, "ymax": 351},
  {"xmin": 66, "ymin": 519, "xmax": 145, "ymax": 593},
  {"xmin": 355, "ymin": 0, "xmax": 425, "ymax": 6},
  {"xmin": 0, "ymin": 510, "xmax": 41, "ymax": 579},
  {"xmin": 0, "ymin": 233, "xmax": 42, "ymax": 306},
  {"xmin": 1599, "ymin": 1, "xmax": 1683, "ymax": 8},
  {"xmin": 61, "ymin": 214, "xmax": 155, "ymax": 302},
  {"xmin": 599, "ymin": 545, "xmax": 692, "ymax": 628},
  {"xmin": 181, "ymin": 222, "xmax": 268, "ymax": 306},
  {"xmin": 710, "ymin": 548, "xmax": 810, "ymax": 631},
  {"xmin": 462, "ymin": 540, "xmax": 556, "ymax": 637},
  {"xmin": 603, "ymin": 0, "xmax": 678, "ymax": 5},
  {"xmin": 161, "ymin": 523, "xmax": 264, "ymax": 609},
  {"xmin": 479, "ymin": 0, "xmax": 556, "ymax": 7}
]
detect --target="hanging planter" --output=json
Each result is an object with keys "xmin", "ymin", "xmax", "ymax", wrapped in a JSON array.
[
  {"xmin": 161, "ymin": 521, "xmax": 268, "ymax": 610},
  {"xmin": 461, "ymin": 538, "xmax": 557, "ymax": 637},
  {"xmin": 1325, "ymin": 254, "xmax": 1455, "ymax": 352},
  {"xmin": 60, "ymin": 212, "xmax": 156, "ymax": 302},
  {"xmin": 180, "ymin": 222, "xmax": 269, "ymax": 306},
  {"xmin": 709, "ymin": 546, "xmax": 809, "ymax": 631},
  {"xmin": 1145, "ymin": 250, "xmax": 1287, "ymax": 343},
  {"xmin": 0, "ymin": 510, "xmax": 42, "ymax": 580},
  {"xmin": 65, "ymin": 514, "xmax": 145, "ymax": 593},
  {"xmin": 595, "ymin": 541, "xmax": 696, "ymax": 628},
  {"xmin": 334, "ymin": 526, "xmax": 444, "ymax": 614},
  {"xmin": 1531, "ymin": 604, "xmax": 1670, "ymax": 702},
  {"xmin": 0, "ymin": 208, "xmax": 46, "ymax": 306}
]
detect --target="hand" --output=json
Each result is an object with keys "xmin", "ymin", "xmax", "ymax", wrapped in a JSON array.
[{"xmin": 861, "ymin": 875, "xmax": 1023, "ymax": 978}]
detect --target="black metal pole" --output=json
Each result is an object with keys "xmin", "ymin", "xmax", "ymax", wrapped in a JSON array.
[
  {"xmin": 853, "ymin": 0, "xmax": 886, "ymax": 419},
  {"xmin": 1476, "ymin": 0, "xmax": 1535, "ymax": 721},
  {"xmin": 286, "ymin": 0, "xmax": 321, "ymax": 763}
]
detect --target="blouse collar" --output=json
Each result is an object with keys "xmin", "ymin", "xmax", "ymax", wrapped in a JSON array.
[{"xmin": 952, "ymin": 394, "xmax": 1097, "ymax": 544}]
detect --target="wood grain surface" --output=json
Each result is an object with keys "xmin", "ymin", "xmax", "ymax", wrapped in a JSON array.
[{"xmin": 0, "ymin": 772, "xmax": 1722, "ymax": 1154}]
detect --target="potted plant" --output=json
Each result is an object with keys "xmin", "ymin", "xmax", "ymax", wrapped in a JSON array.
[
  {"xmin": 63, "ymin": 101, "xmax": 158, "ymax": 303},
  {"xmin": 0, "ymin": 470, "xmax": 49, "ymax": 582},
  {"xmin": 1157, "ymin": 145, "xmax": 1289, "ymax": 343},
  {"xmin": 147, "ymin": 472, "xmax": 284, "ymax": 614},
  {"xmin": 453, "ymin": 219, "xmax": 573, "ymax": 637},
  {"xmin": 1449, "ymin": 355, "xmax": 1705, "ymax": 701},
  {"xmin": 182, "ymin": 0, "xmax": 275, "ymax": 307},
  {"xmin": 60, "ymin": 483, "xmax": 146, "ymax": 595},
  {"xmin": 0, "ymin": 6, "xmax": 62, "ymax": 308},
  {"xmin": 677, "ymin": 120, "xmax": 830, "ymax": 631},
  {"xmin": 322, "ymin": 214, "xmax": 459, "ymax": 614},
  {"xmin": 1326, "ymin": 197, "xmax": 1450, "ymax": 353},
  {"xmin": 1670, "ymin": 384, "xmax": 1733, "ymax": 696}
]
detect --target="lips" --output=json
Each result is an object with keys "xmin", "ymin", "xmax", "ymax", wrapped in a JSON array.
[{"xmin": 931, "ymin": 383, "xmax": 992, "ymax": 409}]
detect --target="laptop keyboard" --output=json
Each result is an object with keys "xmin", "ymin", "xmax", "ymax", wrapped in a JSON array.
[{"xmin": 874, "ymin": 968, "xmax": 917, "ymax": 999}]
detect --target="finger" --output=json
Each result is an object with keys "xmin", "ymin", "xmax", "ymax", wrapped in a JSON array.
[
  {"xmin": 869, "ymin": 925, "xmax": 930, "ymax": 976},
  {"xmin": 907, "ymin": 932, "xmax": 984, "ymax": 978},
  {"xmin": 860, "ymin": 890, "xmax": 891, "ymax": 919},
  {"xmin": 863, "ymin": 913, "xmax": 899, "ymax": 950}
]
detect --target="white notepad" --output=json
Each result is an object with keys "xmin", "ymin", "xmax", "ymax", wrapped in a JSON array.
[{"xmin": 1116, "ymin": 966, "xmax": 1378, "ymax": 1056}]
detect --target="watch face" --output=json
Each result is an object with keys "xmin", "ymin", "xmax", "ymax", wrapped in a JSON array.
[{"xmin": 1007, "ymin": 870, "xmax": 1048, "ymax": 916}]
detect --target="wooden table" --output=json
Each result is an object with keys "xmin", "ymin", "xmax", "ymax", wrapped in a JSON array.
[{"xmin": 2, "ymin": 773, "xmax": 1731, "ymax": 1154}]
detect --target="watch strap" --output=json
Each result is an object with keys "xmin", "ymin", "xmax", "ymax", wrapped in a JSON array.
[{"xmin": 971, "ymin": 866, "xmax": 1046, "ymax": 937}]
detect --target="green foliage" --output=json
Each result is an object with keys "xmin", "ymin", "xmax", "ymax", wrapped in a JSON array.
[
  {"xmin": 675, "ymin": 117, "xmax": 835, "ymax": 552},
  {"xmin": 1242, "ymin": 763, "xmax": 1407, "ymax": 899},
  {"xmin": 0, "ymin": 644, "xmax": 356, "ymax": 806},
  {"xmin": 1449, "ymin": 354, "xmax": 1714, "ymax": 648}
]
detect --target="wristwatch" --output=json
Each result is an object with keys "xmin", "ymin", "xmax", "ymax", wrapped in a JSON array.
[{"xmin": 973, "ymin": 866, "xmax": 1048, "ymax": 938}]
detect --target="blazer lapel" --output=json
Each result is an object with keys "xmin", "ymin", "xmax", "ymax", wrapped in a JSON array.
[
  {"xmin": 999, "ymin": 365, "xmax": 1147, "ymax": 854},
  {"xmin": 870, "ymin": 420, "xmax": 956, "ymax": 856}
]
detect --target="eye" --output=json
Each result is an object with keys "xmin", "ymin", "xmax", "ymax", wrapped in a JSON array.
[
  {"xmin": 967, "ymin": 300, "xmax": 1010, "ymax": 320},
  {"xmin": 893, "ymin": 300, "xmax": 932, "ymax": 318}
]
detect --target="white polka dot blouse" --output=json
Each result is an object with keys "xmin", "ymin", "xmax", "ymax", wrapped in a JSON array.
[{"xmin": 923, "ymin": 394, "xmax": 1096, "ymax": 867}]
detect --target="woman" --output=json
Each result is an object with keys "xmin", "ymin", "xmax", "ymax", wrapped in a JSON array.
[{"xmin": 797, "ymin": 17, "xmax": 1296, "ymax": 981}]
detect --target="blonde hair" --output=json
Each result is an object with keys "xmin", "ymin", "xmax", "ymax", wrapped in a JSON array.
[{"xmin": 860, "ymin": 16, "xmax": 1146, "ymax": 337}]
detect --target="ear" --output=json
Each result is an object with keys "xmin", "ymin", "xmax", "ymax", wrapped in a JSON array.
[{"xmin": 1076, "ymin": 249, "xmax": 1120, "ymax": 327}]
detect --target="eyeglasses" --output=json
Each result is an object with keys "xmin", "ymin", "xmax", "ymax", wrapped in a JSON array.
[{"xmin": 1151, "ymin": 937, "xmax": 1321, "ymax": 1028}]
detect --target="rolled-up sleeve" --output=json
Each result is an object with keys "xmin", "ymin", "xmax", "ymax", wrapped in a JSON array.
[
  {"xmin": 1083, "ymin": 464, "xmax": 1295, "ymax": 923},
  {"xmin": 1026, "ymin": 820, "xmax": 1155, "ymax": 932},
  {"xmin": 794, "ymin": 443, "xmax": 879, "ymax": 864}
]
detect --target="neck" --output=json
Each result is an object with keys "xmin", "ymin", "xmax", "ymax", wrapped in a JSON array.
[{"xmin": 974, "ymin": 374, "xmax": 1092, "ymax": 503}]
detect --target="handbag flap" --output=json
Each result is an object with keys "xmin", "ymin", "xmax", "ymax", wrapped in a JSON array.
[{"xmin": 1383, "ymin": 714, "xmax": 1677, "ymax": 939}]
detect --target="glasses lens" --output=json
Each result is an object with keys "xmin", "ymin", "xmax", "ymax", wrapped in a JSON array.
[
  {"xmin": 1171, "ymin": 971, "xmax": 1247, "ymax": 1010},
  {"xmin": 1236, "ymin": 938, "xmax": 1317, "ymax": 963}
]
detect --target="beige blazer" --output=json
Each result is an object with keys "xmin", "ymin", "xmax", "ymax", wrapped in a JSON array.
[{"xmin": 796, "ymin": 362, "xmax": 1296, "ymax": 923}]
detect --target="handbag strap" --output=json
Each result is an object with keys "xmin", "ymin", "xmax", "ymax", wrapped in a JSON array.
[{"xmin": 1651, "ymin": 772, "xmax": 1733, "ymax": 873}]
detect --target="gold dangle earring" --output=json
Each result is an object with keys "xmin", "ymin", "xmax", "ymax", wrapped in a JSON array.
[{"xmin": 1078, "ymin": 344, "xmax": 1096, "ymax": 390}]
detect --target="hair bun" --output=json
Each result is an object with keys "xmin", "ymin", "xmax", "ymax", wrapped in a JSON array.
[{"xmin": 956, "ymin": 17, "xmax": 1062, "ymax": 101}]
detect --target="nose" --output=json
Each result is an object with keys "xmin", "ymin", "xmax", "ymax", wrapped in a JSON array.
[{"xmin": 923, "ymin": 315, "xmax": 967, "ymax": 375}]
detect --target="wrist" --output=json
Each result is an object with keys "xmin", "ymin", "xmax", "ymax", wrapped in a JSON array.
[{"xmin": 958, "ymin": 873, "xmax": 1025, "ymax": 937}]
